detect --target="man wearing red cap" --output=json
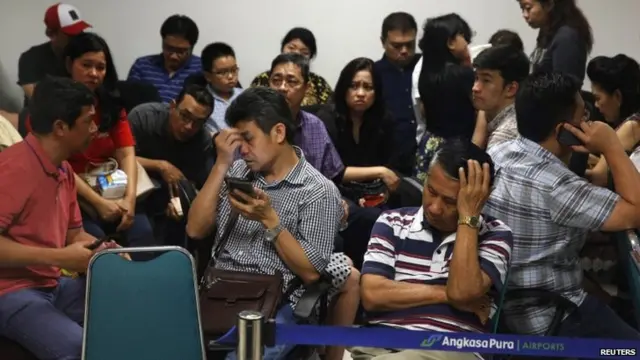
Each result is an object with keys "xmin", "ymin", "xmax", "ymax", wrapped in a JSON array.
[{"xmin": 17, "ymin": 3, "xmax": 91, "ymax": 100}]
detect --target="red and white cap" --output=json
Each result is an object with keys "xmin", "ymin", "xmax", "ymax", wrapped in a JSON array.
[{"xmin": 44, "ymin": 3, "xmax": 91, "ymax": 36}]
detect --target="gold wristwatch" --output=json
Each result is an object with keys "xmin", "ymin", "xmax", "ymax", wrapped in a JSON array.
[{"xmin": 458, "ymin": 215, "xmax": 481, "ymax": 229}]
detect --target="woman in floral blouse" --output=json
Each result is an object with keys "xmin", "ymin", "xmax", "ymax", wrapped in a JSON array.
[{"xmin": 250, "ymin": 27, "xmax": 332, "ymax": 106}]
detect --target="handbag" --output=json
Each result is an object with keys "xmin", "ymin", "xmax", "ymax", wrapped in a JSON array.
[
  {"xmin": 198, "ymin": 211, "xmax": 284, "ymax": 339},
  {"xmin": 339, "ymin": 179, "xmax": 388, "ymax": 207},
  {"xmin": 78, "ymin": 158, "xmax": 157, "ymax": 219}
]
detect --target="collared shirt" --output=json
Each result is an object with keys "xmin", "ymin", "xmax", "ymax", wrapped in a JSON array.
[
  {"xmin": 411, "ymin": 56, "xmax": 426, "ymax": 143},
  {"xmin": 127, "ymin": 54, "xmax": 202, "ymax": 103},
  {"xmin": 374, "ymin": 54, "xmax": 421, "ymax": 153},
  {"xmin": 214, "ymin": 147, "xmax": 343, "ymax": 304},
  {"xmin": 128, "ymin": 102, "xmax": 215, "ymax": 188},
  {"xmin": 204, "ymin": 86, "xmax": 243, "ymax": 135},
  {"xmin": 484, "ymin": 137, "xmax": 619, "ymax": 335},
  {"xmin": 250, "ymin": 71, "xmax": 332, "ymax": 106},
  {"xmin": 486, "ymin": 104, "xmax": 518, "ymax": 150},
  {"xmin": 363, "ymin": 207, "xmax": 512, "ymax": 335},
  {"xmin": 26, "ymin": 108, "xmax": 136, "ymax": 174},
  {"xmin": 0, "ymin": 134, "xmax": 82, "ymax": 296},
  {"xmin": 293, "ymin": 111, "xmax": 344, "ymax": 180}
]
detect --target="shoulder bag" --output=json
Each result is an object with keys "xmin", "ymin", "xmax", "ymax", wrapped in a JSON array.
[{"xmin": 198, "ymin": 209, "xmax": 284, "ymax": 339}]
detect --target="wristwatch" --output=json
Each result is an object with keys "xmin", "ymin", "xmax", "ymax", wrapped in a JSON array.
[
  {"xmin": 458, "ymin": 215, "xmax": 481, "ymax": 229},
  {"xmin": 264, "ymin": 223, "xmax": 284, "ymax": 243}
]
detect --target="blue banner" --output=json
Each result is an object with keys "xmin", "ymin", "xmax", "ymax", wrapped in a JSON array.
[{"xmin": 216, "ymin": 324, "xmax": 639, "ymax": 359}]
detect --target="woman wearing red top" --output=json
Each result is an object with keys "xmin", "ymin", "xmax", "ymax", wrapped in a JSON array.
[{"xmin": 27, "ymin": 33, "xmax": 156, "ymax": 251}]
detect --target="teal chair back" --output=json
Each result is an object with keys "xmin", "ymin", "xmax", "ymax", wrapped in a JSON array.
[
  {"xmin": 490, "ymin": 266, "xmax": 511, "ymax": 333},
  {"xmin": 82, "ymin": 246, "xmax": 206, "ymax": 360}
]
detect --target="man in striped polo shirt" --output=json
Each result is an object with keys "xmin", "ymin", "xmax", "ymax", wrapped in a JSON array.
[
  {"xmin": 127, "ymin": 15, "xmax": 202, "ymax": 103},
  {"xmin": 354, "ymin": 139, "xmax": 512, "ymax": 360}
]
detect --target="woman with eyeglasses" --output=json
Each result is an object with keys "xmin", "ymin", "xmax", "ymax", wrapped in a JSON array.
[
  {"xmin": 251, "ymin": 27, "xmax": 332, "ymax": 106},
  {"xmin": 24, "ymin": 33, "xmax": 157, "ymax": 255}
]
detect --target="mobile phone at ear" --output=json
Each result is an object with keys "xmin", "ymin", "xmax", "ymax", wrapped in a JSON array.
[{"xmin": 557, "ymin": 126, "xmax": 584, "ymax": 146}]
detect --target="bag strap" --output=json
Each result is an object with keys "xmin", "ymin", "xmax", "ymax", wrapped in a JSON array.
[
  {"xmin": 212, "ymin": 211, "xmax": 240, "ymax": 261},
  {"xmin": 200, "ymin": 171, "xmax": 254, "ymax": 285}
]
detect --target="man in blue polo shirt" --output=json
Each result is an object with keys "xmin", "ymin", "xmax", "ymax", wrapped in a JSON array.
[
  {"xmin": 354, "ymin": 139, "xmax": 512, "ymax": 360},
  {"xmin": 127, "ymin": 15, "xmax": 201, "ymax": 103}
]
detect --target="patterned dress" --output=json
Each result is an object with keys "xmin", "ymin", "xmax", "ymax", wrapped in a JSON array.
[{"xmin": 414, "ymin": 132, "xmax": 445, "ymax": 183}]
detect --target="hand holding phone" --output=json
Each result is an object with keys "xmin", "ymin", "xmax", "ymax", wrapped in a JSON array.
[
  {"xmin": 225, "ymin": 177, "xmax": 256, "ymax": 204},
  {"xmin": 86, "ymin": 237, "xmax": 107, "ymax": 251},
  {"xmin": 557, "ymin": 126, "xmax": 584, "ymax": 147},
  {"xmin": 86, "ymin": 234, "xmax": 120, "ymax": 251},
  {"xmin": 559, "ymin": 121, "xmax": 621, "ymax": 156}
]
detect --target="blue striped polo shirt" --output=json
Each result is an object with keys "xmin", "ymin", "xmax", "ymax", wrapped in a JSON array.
[
  {"xmin": 362, "ymin": 207, "xmax": 512, "ymax": 334},
  {"xmin": 127, "ymin": 54, "xmax": 202, "ymax": 103}
]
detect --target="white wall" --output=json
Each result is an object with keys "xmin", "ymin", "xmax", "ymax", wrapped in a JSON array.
[{"xmin": 1, "ymin": 0, "xmax": 639, "ymax": 105}]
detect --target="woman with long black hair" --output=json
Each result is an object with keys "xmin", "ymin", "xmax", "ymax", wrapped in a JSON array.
[
  {"xmin": 518, "ymin": 0, "xmax": 593, "ymax": 82},
  {"xmin": 316, "ymin": 57, "xmax": 414, "ymax": 269},
  {"xmin": 586, "ymin": 54, "xmax": 640, "ymax": 186},
  {"xmin": 414, "ymin": 13, "xmax": 476, "ymax": 182}
]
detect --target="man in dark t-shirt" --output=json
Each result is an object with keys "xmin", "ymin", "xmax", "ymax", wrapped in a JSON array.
[
  {"xmin": 17, "ymin": 3, "xmax": 91, "ymax": 102},
  {"xmin": 129, "ymin": 84, "xmax": 215, "ymax": 244}
]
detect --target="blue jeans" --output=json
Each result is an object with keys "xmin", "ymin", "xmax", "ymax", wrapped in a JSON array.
[
  {"xmin": 0, "ymin": 277, "xmax": 86, "ymax": 360},
  {"xmin": 225, "ymin": 304, "xmax": 297, "ymax": 360},
  {"xmin": 82, "ymin": 210, "xmax": 156, "ymax": 260}
]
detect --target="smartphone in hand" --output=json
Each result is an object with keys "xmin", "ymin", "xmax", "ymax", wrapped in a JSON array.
[
  {"xmin": 225, "ymin": 177, "xmax": 256, "ymax": 204},
  {"xmin": 86, "ymin": 236, "xmax": 108, "ymax": 251},
  {"xmin": 557, "ymin": 126, "xmax": 584, "ymax": 147},
  {"xmin": 86, "ymin": 234, "xmax": 120, "ymax": 251}
]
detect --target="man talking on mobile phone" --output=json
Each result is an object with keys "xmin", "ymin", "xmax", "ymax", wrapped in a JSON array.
[
  {"xmin": 484, "ymin": 72, "xmax": 640, "ymax": 339},
  {"xmin": 0, "ymin": 76, "xmax": 114, "ymax": 359}
]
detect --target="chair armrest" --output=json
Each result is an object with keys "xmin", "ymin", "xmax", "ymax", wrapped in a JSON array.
[{"xmin": 293, "ymin": 276, "xmax": 333, "ymax": 320}]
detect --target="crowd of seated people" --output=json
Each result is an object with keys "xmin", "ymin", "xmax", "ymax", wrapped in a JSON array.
[{"xmin": 2, "ymin": 0, "xmax": 640, "ymax": 359}]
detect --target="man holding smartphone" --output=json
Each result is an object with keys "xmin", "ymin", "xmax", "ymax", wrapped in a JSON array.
[
  {"xmin": 0, "ymin": 77, "xmax": 109, "ymax": 359},
  {"xmin": 187, "ymin": 88, "xmax": 359, "ymax": 360},
  {"xmin": 484, "ymin": 72, "xmax": 640, "ymax": 339}
]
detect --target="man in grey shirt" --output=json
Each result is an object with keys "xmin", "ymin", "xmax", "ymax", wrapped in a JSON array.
[{"xmin": 129, "ymin": 84, "xmax": 214, "ymax": 243}]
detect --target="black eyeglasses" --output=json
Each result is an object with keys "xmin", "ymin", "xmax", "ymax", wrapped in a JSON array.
[{"xmin": 162, "ymin": 43, "xmax": 190, "ymax": 56}]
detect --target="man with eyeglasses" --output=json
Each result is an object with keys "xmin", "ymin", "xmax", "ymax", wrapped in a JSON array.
[
  {"xmin": 199, "ymin": 42, "xmax": 244, "ymax": 135},
  {"xmin": 127, "ymin": 15, "xmax": 202, "ymax": 103},
  {"xmin": 268, "ymin": 53, "xmax": 344, "ymax": 183},
  {"xmin": 128, "ymin": 84, "xmax": 215, "ymax": 241}
]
